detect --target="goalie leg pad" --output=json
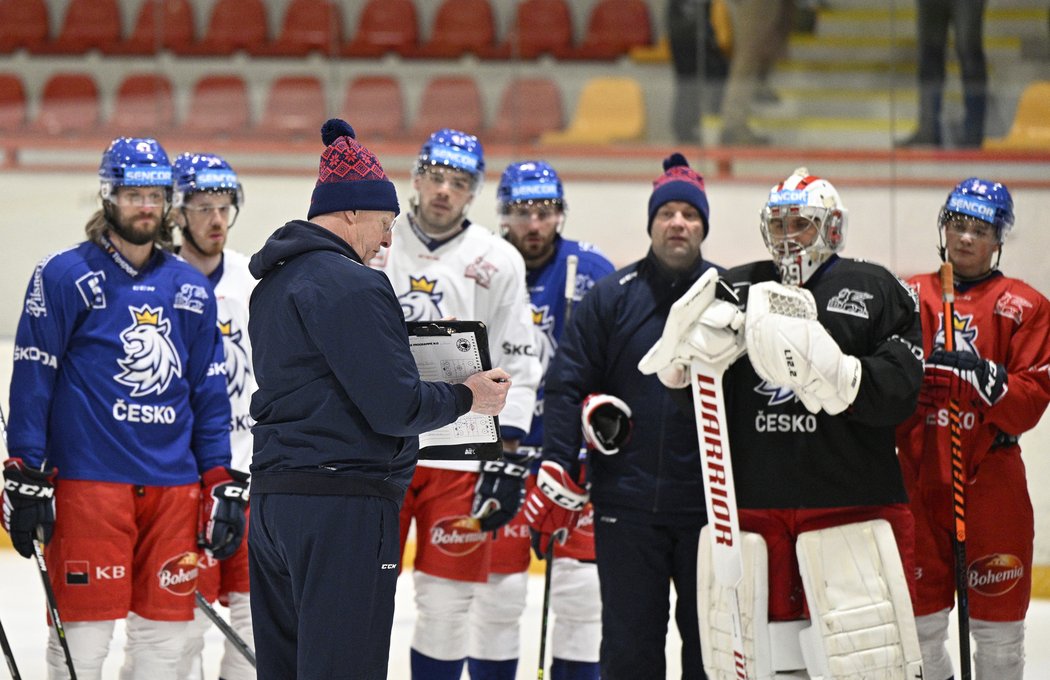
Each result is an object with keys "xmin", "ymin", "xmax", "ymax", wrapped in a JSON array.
[
  {"xmin": 698, "ymin": 526, "xmax": 780, "ymax": 680},
  {"xmin": 972, "ymin": 618, "xmax": 1024, "ymax": 680},
  {"xmin": 795, "ymin": 520, "xmax": 924, "ymax": 680}
]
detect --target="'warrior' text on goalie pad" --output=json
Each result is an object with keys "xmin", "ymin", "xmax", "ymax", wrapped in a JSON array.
[
  {"xmin": 697, "ymin": 527, "xmax": 807, "ymax": 680},
  {"xmin": 796, "ymin": 520, "xmax": 924, "ymax": 680}
]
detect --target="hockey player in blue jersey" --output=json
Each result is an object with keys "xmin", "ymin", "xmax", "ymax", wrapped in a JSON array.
[
  {"xmin": 2, "ymin": 137, "xmax": 246, "ymax": 680},
  {"xmin": 168, "ymin": 152, "xmax": 256, "ymax": 680},
  {"xmin": 468, "ymin": 161, "xmax": 615, "ymax": 680}
]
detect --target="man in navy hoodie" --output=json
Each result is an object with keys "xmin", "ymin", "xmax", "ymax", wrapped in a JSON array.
[{"xmin": 246, "ymin": 119, "xmax": 511, "ymax": 680}]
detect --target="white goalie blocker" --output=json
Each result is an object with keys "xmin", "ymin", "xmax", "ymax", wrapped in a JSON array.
[{"xmin": 698, "ymin": 520, "xmax": 923, "ymax": 680}]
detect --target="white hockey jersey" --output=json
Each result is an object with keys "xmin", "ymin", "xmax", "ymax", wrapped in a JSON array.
[
  {"xmin": 372, "ymin": 215, "xmax": 541, "ymax": 471},
  {"xmin": 211, "ymin": 250, "xmax": 257, "ymax": 472}
]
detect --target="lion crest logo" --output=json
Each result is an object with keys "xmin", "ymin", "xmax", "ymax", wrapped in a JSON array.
[
  {"xmin": 399, "ymin": 275, "xmax": 444, "ymax": 321},
  {"xmin": 219, "ymin": 319, "xmax": 252, "ymax": 398},
  {"xmin": 114, "ymin": 305, "xmax": 183, "ymax": 397}
]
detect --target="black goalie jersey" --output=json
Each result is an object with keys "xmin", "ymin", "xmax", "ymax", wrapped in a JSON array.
[{"xmin": 722, "ymin": 256, "xmax": 924, "ymax": 509}]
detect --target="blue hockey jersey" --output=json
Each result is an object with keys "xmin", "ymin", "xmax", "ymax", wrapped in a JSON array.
[
  {"xmin": 523, "ymin": 237, "xmax": 615, "ymax": 449},
  {"xmin": 8, "ymin": 239, "xmax": 231, "ymax": 486}
]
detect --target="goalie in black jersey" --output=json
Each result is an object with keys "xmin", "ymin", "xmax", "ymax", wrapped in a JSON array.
[{"xmin": 641, "ymin": 167, "xmax": 926, "ymax": 680}]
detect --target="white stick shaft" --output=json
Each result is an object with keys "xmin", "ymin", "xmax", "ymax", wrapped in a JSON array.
[
  {"xmin": 563, "ymin": 254, "xmax": 579, "ymax": 323},
  {"xmin": 691, "ymin": 359, "xmax": 749, "ymax": 679}
]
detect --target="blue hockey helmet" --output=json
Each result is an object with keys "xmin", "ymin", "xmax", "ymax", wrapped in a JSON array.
[
  {"xmin": 172, "ymin": 152, "xmax": 244, "ymax": 209},
  {"xmin": 99, "ymin": 137, "xmax": 172, "ymax": 200},
  {"xmin": 416, "ymin": 128, "xmax": 485, "ymax": 189},
  {"xmin": 938, "ymin": 177, "xmax": 1015, "ymax": 243},
  {"xmin": 497, "ymin": 160, "xmax": 566, "ymax": 213}
]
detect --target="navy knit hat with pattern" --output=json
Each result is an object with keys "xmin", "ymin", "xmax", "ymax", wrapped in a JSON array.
[
  {"xmin": 308, "ymin": 119, "xmax": 400, "ymax": 220},
  {"xmin": 647, "ymin": 153, "xmax": 710, "ymax": 237}
]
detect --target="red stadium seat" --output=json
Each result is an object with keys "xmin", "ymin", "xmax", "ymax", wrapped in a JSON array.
[
  {"xmin": 0, "ymin": 73, "xmax": 27, "ymax": 130},
  {"xmin": 409, "ymin": 76, "xmax": 483, "ymax": 138},
  {"xmin": 571, "ymin": 0, "xmax": 652, "ymax": 60},
  {"xmin": 32, "ymin": 73, "xmax": 100, "ymax": 134},
  {"xmin": 255, "ymin": 0, "xmax": 342, "ymax": 56},
  {"xmin": 193, "ymin": 0, "xmax": 268, "ymax": 55},
  {"xmin": 486, "ymin": 78, "xmax": 563, "ymax": 144},
  {"xmin": 414, "ymin": 0, "xmax": 496, "ymax": 59},
  {"xmin": 181, "ymin": 75, "xmax": 251, "ymax": 135},
  {"xmin": 495, "ymin": 0, "xmax": 574, "ymax": 60},
  {"xmin": 106, "ymin": 0, "xmax": 195, "ymax": 55},
  {"xmin": 0, "ymin": 0, "xmax": 50, "ymax": 53},
  {"xmin": 343, "ymin": 0, "xmax": 418, "ymax": 58},
  {"xmin": 108, "ymin": 74, "xmax": 175, "ymax": 134},
  {"xmin": 340, "ymin": 76, "xmax": 405, "ymax": 141},
  {"xmin": 38, "ymin": 0, "xmax": 122, "ymax": 55},
  {"xmin": 258, "ymin": 76, "xmax": 327, "ymax": 138}
]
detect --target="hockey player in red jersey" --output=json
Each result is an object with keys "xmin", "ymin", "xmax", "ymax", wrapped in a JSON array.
[{"xmin": 896, "ymin": 178, "xmax": 1050, "ymax": 680}]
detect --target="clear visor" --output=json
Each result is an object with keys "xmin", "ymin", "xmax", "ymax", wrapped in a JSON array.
[
  {"xmin": 106, "ymin": 186, "xmax": 170, "ymax": 209},
  {"xmin": 502, "ymin": 199, "xmax": 565, "ymax": 223},
  {"xmin": 419, "ymin": 164, "xmax": 478, "ymax": 193}
]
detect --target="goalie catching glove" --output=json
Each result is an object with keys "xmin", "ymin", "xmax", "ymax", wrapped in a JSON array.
[
  {"xmin": 581, "ymin": 393, "xmax": 633, "ymax": 454},
  {"xmin": 745, "ymin": 281, "xmax": 861, "ymax": 415},
  {"xmin": 523, "ymin": 461, "xmax": 588, "ymax": 557},
  {"xmin": 2, "ymin": 458, "xmax": 57, "ymax": 559},
  {"xmin": 199, "ymin": 466, "xmax": 249, "ymax": 560},
  {"xmin": 921, "ymin": 349, "xmax": 1007, "ymax": 408},
  {"xmin": 639, "ymin": 269, "xmax": 746, "ymax": 389},
  {"xmin": 471, "ymin": 449, "xmax": 535, "ymax": 531}
]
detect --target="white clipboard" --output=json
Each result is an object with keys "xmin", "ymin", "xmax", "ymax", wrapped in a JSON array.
[{"xmin": 407, "ymin": 321, "xmax": 502, "ymax": 461}]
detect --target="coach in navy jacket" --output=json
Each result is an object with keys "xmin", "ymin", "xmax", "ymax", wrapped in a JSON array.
[
  {"xmin": 541, "ymin": 154, "xmax": 722, "ymax": 680},
  {"xmin": 246, "ymin": 120, "xmax": 509, "ymax": 680}
]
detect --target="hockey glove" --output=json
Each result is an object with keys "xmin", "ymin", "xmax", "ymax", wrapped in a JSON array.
[
  {"xmin": 471, "ymin": 450, "xmax": 535, "ymax": 532},
  {"xmin": 199, "ymin": 467, "xmax": 249, "ymax": 560},
  {"xmin": 2, "ymin": 458, "xmax": 57, "ymax": 559},
  {"xmin": 524, "ymin": 461, "xmax": 588, "ymax": 558},
  {"xmin": 581, "ymin": 393, "xmax": 633, "ymax": 455},
  {"xmin": 923, "ymin": 350, "xmax": 1008, "ymax": 408}
]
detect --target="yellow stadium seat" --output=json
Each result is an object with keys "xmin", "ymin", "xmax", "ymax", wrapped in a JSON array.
[
  {"xmin": 984, "ymin": 81, "xmax": 1050, "ymax": 151},
  {"xmin": 541, "ymin": 77, "xmax": 645, "ymax": 145}
]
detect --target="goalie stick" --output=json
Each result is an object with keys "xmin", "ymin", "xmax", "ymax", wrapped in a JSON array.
[
  {"xmin": 536, "ymin": 253, "xmax": 580, "ymax": 680},
  {"xmin": 0, "ymin": 406, "xmax": 76, "ymax": 679},
  {"xmin": 691, "ymin": 357, "xmax": 749, "ymax": 680},
  {"xmin": 940, "ymin": 261, "xmax": 972, "ymax": 680},
  {"xmin": 194, "ymin": 592, "xmax": 257, "ymax": 668}
]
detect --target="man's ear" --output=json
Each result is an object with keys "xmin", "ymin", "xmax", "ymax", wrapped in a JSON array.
[{"xmin": 343, "ymin": 209, "xmax": 359, "ymax": 225}]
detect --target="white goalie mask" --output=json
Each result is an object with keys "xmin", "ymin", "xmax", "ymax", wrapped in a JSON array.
[{"xmin": 759, "ymin": 167, "xmax": 848, "ymax": 286}]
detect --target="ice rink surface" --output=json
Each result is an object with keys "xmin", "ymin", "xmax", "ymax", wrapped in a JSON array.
[{"xmin": 1, "ymin": 550, "xmax": 1048, "ymax": 679}]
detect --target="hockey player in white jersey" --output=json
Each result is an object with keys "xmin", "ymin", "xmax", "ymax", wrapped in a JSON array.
[
  {"xmin": 168, "ymin": 152, "xmax": 256, "ymax": 680},
  {"xmin": 371, "ymin": 128, "xmax": 542, "ymax": 679}
]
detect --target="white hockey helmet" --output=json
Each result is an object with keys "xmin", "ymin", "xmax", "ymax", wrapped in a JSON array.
[{"xmin": 760, "ymin": 167, "xmax": 848, "ymax": 286}]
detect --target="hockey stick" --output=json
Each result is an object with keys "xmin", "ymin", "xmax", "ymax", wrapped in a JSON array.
[
  {"xmin": 691, "ymin": 359, "xmax": 749, "ymax": 680},
  {"xmin": 0, "ymin": 620, "xmax": 19, "ymax": 680},
  {"xmin": 535, "ymin": 253, "xmax": 580, "ymax": 680},
  {"xmin": 0, "ymin": 406, "xmax": 75, "ymax": 679},
  {"xmin": 194, "ymin": 592, "xmax": 257, "ymax": 668},
  {"xmin": 940, "ymin": 261, "xmax": 972, "ymax": 680}
]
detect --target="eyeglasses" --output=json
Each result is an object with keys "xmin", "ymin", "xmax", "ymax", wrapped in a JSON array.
[
  {"xmin": 183, "ymin": 204, "xmax": 238, "ymax": 221},
  {"xmin": 422, "ymin": 167, "xmax": 474, "ymax": 193},
  {"xmin": 114, "ymin": 189, "xmax": 167, "ymax": 208},
  {"xmin": 944, "ymin": 217, "xmax": 997, "ymax": 241}
]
